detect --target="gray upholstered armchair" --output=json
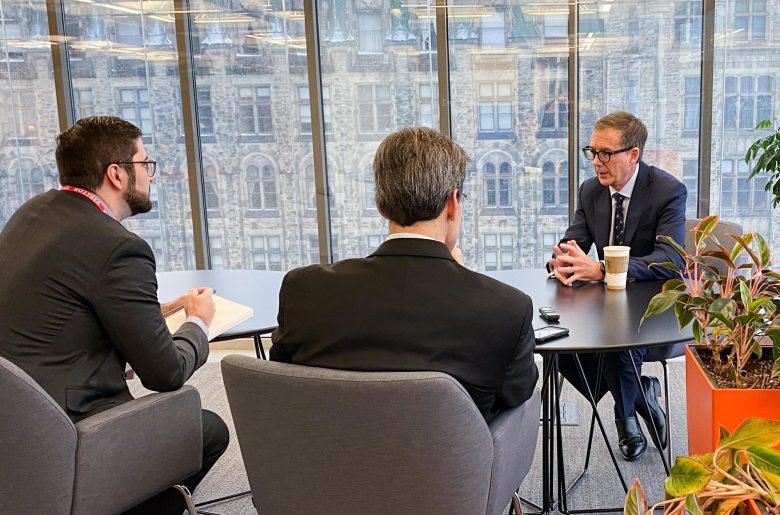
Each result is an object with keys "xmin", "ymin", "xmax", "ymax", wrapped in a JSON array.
[
  {"xmin": 221, "ymin": 354, "xmax": 541, "ymax": 515},
  {"xmin": 0, "ymin": 356, "xmax": 203, "ymax": 515}
]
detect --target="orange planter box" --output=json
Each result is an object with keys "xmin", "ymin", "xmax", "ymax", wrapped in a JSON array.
[{"xmin": 686, "ymin": 345, "xmax": 780, "ymax": 455}]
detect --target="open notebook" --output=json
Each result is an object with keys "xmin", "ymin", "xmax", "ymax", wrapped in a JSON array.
[{"xmin": 164, "ymin": 295, "xmax": 254, "ymax": 341}]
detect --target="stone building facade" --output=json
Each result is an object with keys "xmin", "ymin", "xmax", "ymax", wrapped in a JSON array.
[{"xmin": 0, "ymin": 0, "xmax": 777, "ymax": 273}]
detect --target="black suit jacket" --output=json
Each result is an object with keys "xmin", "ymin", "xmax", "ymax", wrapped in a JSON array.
[
  {"xmin": 0, "ymin": 190, "xmax": 209, "ymax": 422},
  {"xmin": 560, "ymin": 161, "xmax": 686, "ymax": 281},
  {"xmin": 270, "ymin": 238, "xmax": 539, "ymax": 421}
]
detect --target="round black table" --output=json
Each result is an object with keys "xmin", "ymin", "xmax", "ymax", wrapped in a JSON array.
[
  {"xmin": 487, "ymin": 269, "xmax": 692, "ymax": 514},
  {"xmin": 486, "ymin": 269, "xmax": 691, "ymax": 352},
  {"xmin": 157, "ymin": 270, "xmax": 286, "ymax": 359}
]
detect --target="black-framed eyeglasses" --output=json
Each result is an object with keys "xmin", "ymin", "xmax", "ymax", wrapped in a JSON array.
[
  {"xmin": 581, "ymin": 146, "xmax": 634, "ymax": 164},
  {"xmin": 115, "ymin": 160, "xmax": 157, "ymax": 177},
  {"xmin": 457, "ymin": 189, "xmax": 468, "ymax": 201}
]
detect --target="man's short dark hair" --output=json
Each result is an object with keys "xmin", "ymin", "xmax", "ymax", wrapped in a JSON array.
[
  {"xmin": 373, "ymin": 127, "xmax": 470, "ymax": 227},
  {"xmin": 593, "ymin": 111, "xmax": 648, "ymax": 160},
  {"xmin": 56, "ymin": 116, "xmax": 142, "ymax": 191}
]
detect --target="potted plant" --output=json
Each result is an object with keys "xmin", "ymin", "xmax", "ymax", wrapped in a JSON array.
[
  {"xmin": 641, "ymin": 215, "xmax": 780, "ymax": 454},
  {"xmin": 746, "ymin": 120, "xmax": 780, "ymax": 209},
  {"xmin": 624, "ymin": 418, "xmax": 780, "ymax": 515}
]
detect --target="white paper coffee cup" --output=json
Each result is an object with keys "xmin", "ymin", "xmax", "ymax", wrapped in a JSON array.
[{"xmin": 604, "ymin": 245, "xmax": 630, "ymax": 290}]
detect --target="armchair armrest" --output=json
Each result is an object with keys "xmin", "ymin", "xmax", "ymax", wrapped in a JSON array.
[
  {"xmin": 486, "ymin": 389, "xmax": 542, "ymax": 515},
  {"xmin": 71, "ymin": 386, "xmax": 203, "ymax": 515}
]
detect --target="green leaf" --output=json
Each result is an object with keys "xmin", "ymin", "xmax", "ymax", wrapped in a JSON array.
[
  {"xmin": 675, "ymin": 301, "xmax": 695, "ymax": 330},
  {"xmin": 623, "ymin": 479, "xmax": 647, "ymax": 515},
  {"xmin": 755, "ymin": 232, "xmax": 770, "ymax": 268},
  {"xmin": 665, "ymin": 456, "xmax": 712, "ymax": 497},
  {"xmin": 750, "ymin": 297, "xmax": 772, "ymax": 312},
  {"xmin": 739, "ymin": 281, "xmax": 753, "ymax": 309},
  {"xmin": 694, "ymin": 216, "xmax": 720, "ymax": 248},
  {"xmin": 709, "ymin": 311, "xmax": 735, "ymax": 329},
  {"xmin": 746, "ymin": 446, "xmax": 780, "ymax": 476},
  {"xmin": 693, "ymin": 319, "xmax": 703, "ymax": 343},
  {"xmin": 719, "ymin": 425, "xmax": 732, "ymax": 442},
  {"xmin": 719, "ymin": 418, "xmax": 780, "ymax": 449},
  {"xmin": 657, "ymin": 234, "xmax": 688, "ymax": 259},
  {"xmin": 663, "ymin": 278, "xmax": 686, "ymax": 292},
  {"xmin": 762, "ymin": 470, "xmax": 780, "ymax": 492},
  {"xmin": 641, "ymin": 290, "xmax": 682, "ymax": 324},
  {"xmin": 732, "ymin": 234, "xmax": 762, "ymax": 269},
  {"xmin": 685, "ymin": 494, "xmax": 704, "ymax": 515},
  {"xmin": 755, "ymin": 119, "xmax": 773, "ymax": 130}
]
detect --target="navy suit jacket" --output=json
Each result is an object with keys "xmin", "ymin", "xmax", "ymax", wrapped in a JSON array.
[
  {"xmin": 270, "ymin": 238, "xmax": 539, "ymax": 422},
  {"xmin": 560, "ymin": 161, "xmax": 686, "ymax": 281}
]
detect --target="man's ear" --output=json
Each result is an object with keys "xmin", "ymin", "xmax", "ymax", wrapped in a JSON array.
[
  {"xmin": 104, "ymin": 164, "xmax": 125, "ymax": 191},
  {"xmin": 446, "ymin": 190, "xmax": 459, "ymax": 221},
  {"xmin": 631, "ymin": 147, "xmax": 641, "ymax": 165}
]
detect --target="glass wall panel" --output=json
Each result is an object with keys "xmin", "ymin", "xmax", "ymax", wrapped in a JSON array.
[
  {"xmin": 190, "ymin": 0, "xmax": 317, "ymax": 271},
  {"xmin": 449, "ymin": 1, "xmax": 569, "ymax": 270},
  {"xmin": 711, "ymin": 0, "xmax": 779, "ymax": 260},
  {"xmin": 578, "ymin": 0, "xmax": 703, "ymax": 223},
  {"xmin": 317, "ymin": 0, "xmax": 439, "ymax": 261},
  {"xmin": 61, "ymin": 0, "xmax": 194, "ymax": 271},
  {"xmin": 0, "ymin": 0, "xmax": 59, "ymax": 231}
]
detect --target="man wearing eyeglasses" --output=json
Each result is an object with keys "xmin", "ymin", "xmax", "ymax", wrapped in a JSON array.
[
  {"xmin": 548, "ymin": 111, "xmax": 686, "ymax": 462},
  {"xmin": 0, "ymin": 116, "xmax": 228, "ymax": 513}
]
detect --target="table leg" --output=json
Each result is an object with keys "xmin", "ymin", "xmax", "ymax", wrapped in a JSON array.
[{"xmin": 253, "ymin": 334, "xmax": 267, "ymax": 360}]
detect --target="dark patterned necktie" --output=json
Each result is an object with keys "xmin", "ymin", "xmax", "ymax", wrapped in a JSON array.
[{"xmin": 613, "ymin": 193, "xmax": 625, "ymax": 245}]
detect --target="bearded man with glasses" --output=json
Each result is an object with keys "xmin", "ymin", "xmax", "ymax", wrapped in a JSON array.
[
  {"xmin": 547, "ymin": 111, "xmax": 686, "ymax": 462},
  {"xmin": 0, "ymin": 116, "xmax": 228, "ymax": 513}
]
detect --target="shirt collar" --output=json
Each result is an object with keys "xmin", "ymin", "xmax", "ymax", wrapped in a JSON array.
[
  {"xmin": 609, "ymin": 163, "xmax": 639, "ymax": 199},
  {"xmin": 385, "ymin": 232, "xmax": 438, "ymax": 242}
]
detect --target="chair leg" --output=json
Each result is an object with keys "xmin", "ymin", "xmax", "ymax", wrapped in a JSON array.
[
  {"xmin": 511, "ymin": 492, "xmax": 524, "ymax": 515},
  {"xmin": 173, "ymin": 485, "xmax": 197, "ymax": 515},
  {"xmin": 661, "ymin": 360, "xmax": 672, "ymax": 466}
]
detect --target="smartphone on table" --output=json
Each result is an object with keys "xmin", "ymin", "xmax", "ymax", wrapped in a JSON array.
[{"xmin": 534, "ymin": 325, "xmax": 570, "ymax": 344}]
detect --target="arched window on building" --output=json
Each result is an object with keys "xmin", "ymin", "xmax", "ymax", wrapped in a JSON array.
[
  {"xmin": 542, "ymin": 159, "xmax": 568, "ymax": 208},
  {"xmin": 204, "ymin": 164, "xmax": 220, "ymax": 213},
  {"xmin": 247, "ymin": 164, "xmax": 278, "ymax": 210},
  {"xmin": 364, "ymin": 165, "xmax": 377, "ymax": 212},
  {"xmin": 19, "ymin": 159, "xmax": 47, "ymax": 201},
  {"xmin": 483, "ymin": 161, "xmax": 512, "ymax": 207},
  {"xmin": 305, "ymin": 164, "xmax": 317, "ymax": 210}
]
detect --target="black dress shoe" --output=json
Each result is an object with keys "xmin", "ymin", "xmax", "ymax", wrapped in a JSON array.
[
  {"xmin": 615, "ymin": 417, "xmax": 647, "ymax": 461},
  {"xmin": 635, "ymin": 375, "xmax": 668, "ymax": 450}
]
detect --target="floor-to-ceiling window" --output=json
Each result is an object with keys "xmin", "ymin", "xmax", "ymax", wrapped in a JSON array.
[
  {"xmin": 0, "ymin": 0, "xmax": 58, "ymax": 232},
  {"xmin": 711, "ymin": 0, "xmax": 778, "ymax": 257},
  {"xmin": 316, "ymin": 0, "xmax": 439, "ymax": 260},
  {"xmin": 1, "ymin": 0, "xmax": 778, "ymax": 272}
]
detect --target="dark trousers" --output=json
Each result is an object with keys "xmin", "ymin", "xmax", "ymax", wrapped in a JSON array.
[
  {"xmin": 122, "ymin": 409, "xmax": 229, "ymax": 515},
  {"xmin": 557, "ymin": 348, "xmax": 649, "ymax": 421}
]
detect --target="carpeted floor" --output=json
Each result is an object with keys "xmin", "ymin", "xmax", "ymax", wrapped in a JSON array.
[{"xmin": 129, "ymin": 358, "xmax": 687, "ymax": 515}]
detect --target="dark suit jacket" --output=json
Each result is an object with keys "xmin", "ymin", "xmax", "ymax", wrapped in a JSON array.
[
  {"xmin": 0, "ymin": 190, "xmax": 209, "ymax": 422},
  {"xmin": 270, "ymin": 238, "xmax": 539, "ymax": 422},
  {"xmin": 560, "ymin": 161, "xmax": 686, "ymax": 281}
]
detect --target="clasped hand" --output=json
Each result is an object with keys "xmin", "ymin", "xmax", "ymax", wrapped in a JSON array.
[
  {"xmin": 160, "ymin": 288, "xmax": 216, "ymax": 326},
  {"xmin": 547, "ymin": 240, "xmax": 603, "ymax": 287}
]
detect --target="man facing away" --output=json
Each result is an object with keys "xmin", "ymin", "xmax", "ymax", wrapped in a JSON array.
[
  {"xmin": 0, "ymin": 116, "xmax": 229, "ymax": 514},
  {"xmin": 271, "ymin": 127, "xmax": 538, "ymax": 422},
  {"xmin": 548, "ymin": 111, "xmax": 686, "ymax": 461}
]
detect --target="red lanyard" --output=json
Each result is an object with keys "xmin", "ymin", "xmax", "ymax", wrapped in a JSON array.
[{"xmin": 61, "ymin": 185, "xmax": 110, "ymax": 216}]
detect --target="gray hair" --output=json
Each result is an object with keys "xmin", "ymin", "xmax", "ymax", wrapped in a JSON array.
[
  {"xmin": 593, "ymin": 111, "xmax": 648, "ymax": 160},
  {"xmin": 373, "ymin": 127, "xmax": 470, "ymax": 226}
]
